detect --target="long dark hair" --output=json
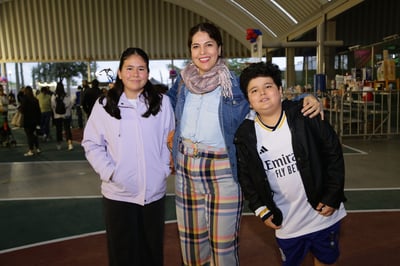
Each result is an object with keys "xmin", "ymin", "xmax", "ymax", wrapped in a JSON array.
[
  {"xmin": 23, "ymin": 86, "xmax": 35, "ymax": 99},
  {"xmin": 100, "ymin": 47, "xmax": 162, "ymax": 119},
  {"xmin": 55, "ymin": 82, "xmax": 66, "ymax": 98},
  {"xmin": 187, "ymin": 22, "xmax": 223, "ymax": 58}
]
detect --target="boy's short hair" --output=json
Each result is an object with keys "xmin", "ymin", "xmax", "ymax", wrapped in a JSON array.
[{"xmin": 240, "ymin": 61, "xmax": 282, "ymax": 99}]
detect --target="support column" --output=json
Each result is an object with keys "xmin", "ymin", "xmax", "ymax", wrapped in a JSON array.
[
  {"xmin": 326, "ymin": 21, "xmax": 337, "ymax": 85},
  {"xmin": 87, "ymin": 61, "xmax": 91, "ymax": 82},
  {"xmin": 316, "ymin": 21, "xmax": 325, "ymax": 74},
  {"xmin": 251, "ymin": 35, "xmax": 263, "ymax": 61},
  {"xmin": 285, "ymin": 47, "xmax": 295, "ymax": 89},
  {"xmin": 0, "ymin": 62, "xmax": 5, "ymax": 77}
]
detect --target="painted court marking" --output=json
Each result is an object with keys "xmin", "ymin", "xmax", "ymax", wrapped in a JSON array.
[{"xmin": 342, "ymin": 144, "xmax": 368, "ymax": 155}]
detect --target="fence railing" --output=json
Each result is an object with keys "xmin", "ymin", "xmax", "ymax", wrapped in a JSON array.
[{"xmin": 323, "ymin": 90, "xmax": 400, "ymax": 140}]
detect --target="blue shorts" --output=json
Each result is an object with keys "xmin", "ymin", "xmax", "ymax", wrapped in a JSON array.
[{"xmin": 276, "ymin": 222, "xmax": 341, "ymax": 266}]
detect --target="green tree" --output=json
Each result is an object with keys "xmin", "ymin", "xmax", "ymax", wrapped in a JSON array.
[
  {"xmin": 227, "ymin": 58, "xmax": 249, "ymax": 76},
  {"xmin": 31, "ymin": 61, "xmax": 97, "ymax": 88}
]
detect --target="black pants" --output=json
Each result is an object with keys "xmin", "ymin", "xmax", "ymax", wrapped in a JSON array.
[
  {"xmin": 102, "ymin": 196, "xmax": 166, "ymax": 266},
  {"xmin": 53, "ymin": 117, "xmax": 72, "ymax": 142},
  {"xmin": 40, "ymin": 111, "xmax": 52, "ymax": 137},
  {"xmin": 75, "ymin": 105, "xmax": 83, "ymax": 128},
  {"xmin": 24, "ymin": 125, "xmax": 39, "ymax": 150}
]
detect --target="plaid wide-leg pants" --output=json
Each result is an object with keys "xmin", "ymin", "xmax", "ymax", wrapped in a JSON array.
[{"xmin": 175, "ymin": 147, "xmax": 243, "ymax": 266}]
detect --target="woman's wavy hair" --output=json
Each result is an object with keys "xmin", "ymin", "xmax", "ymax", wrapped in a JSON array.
[{"xmin": 100, "ymin": 47, "xmax": 163, "ymax": 119}]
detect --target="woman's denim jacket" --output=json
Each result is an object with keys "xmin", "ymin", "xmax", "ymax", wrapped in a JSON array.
[{"xmin": 167, "ymin": 73, "xmax": 249, "ymax": 182}]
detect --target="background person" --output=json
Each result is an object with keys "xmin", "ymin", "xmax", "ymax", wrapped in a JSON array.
[
  {"xmin": 51, "ymin": 82, "xmax": 74, "ymax": 151},
  {"xmin": 81, "ymin": 78, "xmax": 101, "ymax": 118},
  {"xmin": 20, "ymin": 86, "xmax": 41, "ymax": 156},
  {"xmin": 36, "ymin": 86, "xmax": 52, "ymax": 141},
  {"xmin": 74, "ymin": 85, "xmax": 84, "ymax": 128},
  {"xmin": 235, "ymin": 61, "xmax": 347, "ymax": 266},
  {"xmin": 82, "ymin": 47, "xmax": 175, "ymax": 266},
  {"xmin": 167, "ymin": 22, "xmax": 322, "ymax": 266},
  {"xmin": 0, "ymin": 84, "xmax": 9, "ymax": 121}
]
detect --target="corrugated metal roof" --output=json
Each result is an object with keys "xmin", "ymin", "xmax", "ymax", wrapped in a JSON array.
[{"xmin": 0, "ymin": 0, "xmax": 363, "ymax": 62}]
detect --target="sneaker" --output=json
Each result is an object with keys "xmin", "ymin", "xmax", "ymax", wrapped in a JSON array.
[
  {"xmin": 36, "ymin": 148, "xmax": 41, "ymax": 154},
  {"xmin": 68, "ymin": 143, "xmax": 74, "ymax": 151},
  {"xmin": 24, "ymin": 151, "xmax": 34, "ymax": 157}
]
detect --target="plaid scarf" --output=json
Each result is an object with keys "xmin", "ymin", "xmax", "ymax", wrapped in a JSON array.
[{"xmin": 181, "ymin": 59, "xmax": 233, "ymax": 98}]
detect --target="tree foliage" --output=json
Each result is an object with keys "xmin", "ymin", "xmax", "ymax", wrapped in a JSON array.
[
  {"xmin": 227, "ymin": 58, "xmax": 250, "ymax": 76},
  {"xmin": 31, "ymin": 62, "xmax": 97, "ymax": 83}
]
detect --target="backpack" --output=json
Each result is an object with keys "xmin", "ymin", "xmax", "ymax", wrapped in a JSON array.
[{"xmin": 55, "ymin": 95, "xmax": 66, "ymax": 114}]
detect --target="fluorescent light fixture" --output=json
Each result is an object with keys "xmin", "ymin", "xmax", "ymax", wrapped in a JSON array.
[
  {"xmin": 348, "ymin": 44, "xmax": 360, "ymax": 51},
  {"xmin": 270, "ymin": 0, "xmax": 298, "ymax": 24},
  {"xmin": 229, "ymin": 0, "xmax": 277, "ymax": 37},
  {"xmin": 383, "ymin": 34, "xmax": 399, "ymax": 41}
]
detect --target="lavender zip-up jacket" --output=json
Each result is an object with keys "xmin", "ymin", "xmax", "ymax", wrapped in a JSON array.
[{"xmin": 82, "ymin": 92, "xmax": 175, "ymax": 206}]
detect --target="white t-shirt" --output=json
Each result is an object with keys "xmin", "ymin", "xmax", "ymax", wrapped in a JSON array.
[{"xmin": 255, "ymin": 112, "xmax": 346, "ymax": 239}]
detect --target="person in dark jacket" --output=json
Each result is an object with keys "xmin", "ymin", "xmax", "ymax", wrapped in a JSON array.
[
  {"xmin": 20, "ymin": 86, "xmax": 41, "ymax": 156},
  {"xmin": 81, "ymin": 79, "xmax": 101, "ymax": 118},
  {"xmin": 234, "ymin": 62, "xmax": 347, "ymax": 266},
  {"xmin": 74, "ymin": 85, "xmax": 84, "ymax": 128}
]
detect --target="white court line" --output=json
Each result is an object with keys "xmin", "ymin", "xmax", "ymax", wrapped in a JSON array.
[
  {"xmin": 1, "ymin": 189, "xmax": 399, "ymax": 201},
  {"xmin": 342, "ymin": 144, "xmax": 368, "ymax": 155},
  {"xmin": 3, "ymin": 209, "xmax": 400, "ymax": 254},
  {"xmin": 0, "ymin": 195, "xmax": 101, "ymax": 201},
  {"xmin": 345, "ymin": 187, "xmax": 400, "ymax": 191},
  {"xmin": 0, "ymin": 160, "xmax": 88, "ymax": 165},
  {"xmin": 346, "ymin": 209, "xmax": 400, "ymax": 213},
  {"xmin": 0, "ymin": 219, "xmax": 179, "ymax": 254},
  {"xmin": 0, "ymin": 231, "xmax": 105, "ymax": 254},
  {"xmin": 0, "ymin": 194, "xmax": 176, "ymax": 201}
]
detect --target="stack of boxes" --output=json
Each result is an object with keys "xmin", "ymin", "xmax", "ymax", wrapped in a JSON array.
[{"xmin": 377, "ymin": 50, "xmax": 396, "ymax": 81}]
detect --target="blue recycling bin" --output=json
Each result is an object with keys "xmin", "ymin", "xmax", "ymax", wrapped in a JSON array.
[{"xmin": 314, "ymin": 74, "xmax": 326, "ymax": 93}]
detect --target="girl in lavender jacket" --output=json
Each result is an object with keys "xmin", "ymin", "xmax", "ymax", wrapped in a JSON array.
[{"xmin": 82, "ymin": 47, "xmax": 175, "ymax": 266}]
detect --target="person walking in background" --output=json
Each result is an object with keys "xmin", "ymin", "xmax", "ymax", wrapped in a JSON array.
[
  {"xmin": 36, "ymin": 86, "xmax": 52, "ymax": 141},
  {"xmin": 81, "ymin": 78, "xmax": 101, "ymax": 118},
  {"xmin": 17, "ymin": 87, "xmax": 25, "ymax": 104},
  {"xmin": 74, "ymin": 85, "xmax": 84, "ymax": 128},
  {"xmin": 82, "ymin": 47, "xmax": 175, "ymax": 266},
  {"xmin": 51, "ymin": 82, "xmax": 74, "ymax": 151},
  {"xmin": 166, "ymin": 22, "xmax": 322, "ymax": 265},
  {"xmin": 0, "ymin": 85, "xmax": 9, "ymax": 120},
  {"xmin": 235, "ymin": 62, "xmax": 347, "ymax": 266},
  {"xmin": 81, "ymin": 79, "xmax": 90, "ymax": 96},
  {"xmin": 20, "ymin": 86, "xmax": 41, "ymax": 156},
  {"xmin": 7, "ymin": 89, "xmax": 16, "ymax": 107}
]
